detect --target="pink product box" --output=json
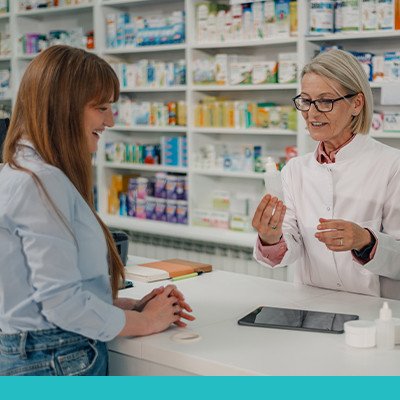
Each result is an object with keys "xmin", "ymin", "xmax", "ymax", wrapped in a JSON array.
[
  {"xmin": 136, "ymin": 177, "xmax": 148, "ymax": 199},
  {"xmin": 135, "ymin": 199, "xmax": 147, "ymax": 219}
]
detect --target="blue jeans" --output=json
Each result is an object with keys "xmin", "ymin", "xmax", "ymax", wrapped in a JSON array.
[{"xmin": 0, "ymin": 328, "xmax": 108, "ymax": 376}]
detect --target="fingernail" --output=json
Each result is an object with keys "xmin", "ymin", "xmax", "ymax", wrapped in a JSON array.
[
  {"xmin": 158, "ymin": 286, "xmax": 164, "ymax": 290},
  {"xmin": 317, "ymin": 225, "xmax": 322, "ymax": 229}
]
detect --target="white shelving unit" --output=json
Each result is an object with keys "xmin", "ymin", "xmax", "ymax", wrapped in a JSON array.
[{"xmin": 6, "ymin": 0, "xmax": 400, "ymax": 249}]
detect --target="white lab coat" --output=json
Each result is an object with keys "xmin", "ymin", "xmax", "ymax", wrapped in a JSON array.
[{"xmin": 254, "ymin": 133, "xmax": 400, "ymax": 299}]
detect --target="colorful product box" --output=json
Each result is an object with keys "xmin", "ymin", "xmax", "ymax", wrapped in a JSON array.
[
  {"xmin": 252, "ymin": 1, "xmax": 265, "ymax": 39},
  {"xmin": 176, "ymin": 200, "xmax": 188, "ymax": 225},
  {"xmin": 309, "ymin": 0, "xmax": 335, "ymax": 33},
  {"xmin": 166, "ymin": 200, "xmax": 178, "ymax": 223},
  {"xmin": 362, "ymin": 0, "xmax": 378, "ymax": 31},
  {"xmin": 211, "ymin": 211, "xmax": 230, "ymax": 230},
  {"xmin": 264, "ymin": 0, "xmax": 276, "ymax": 38},
  {"xmin": 155, "ymin": 198, "xmax": 167, "ymax": 221},
  {"xmin": 278, "ymin": 52, "xmax": 298, "ymax": 83},
  {"xmin": 193, "ymin": 209, "xmax": 212, "ymax": 227},
  {"xmin": 145, "ymin": 197, "xmax": 157, "ymax": 220},
  {"xmin": 384, "ymin": 112, "xmax": 400, "ymax": 132},
  {"xmin": 342, "ymin": 0, "xmax": 361, "ymax": 31},
  {"xmin": 252, "ymin": 62, "xmax": 278, "ymax": 84},
  {"xmin": 275, "ymin": 0, "xmax": 291, "ymax": 37},
  {"xmin": 230, "ymin": 63, "xmax": 253, "ymax": 85},
  {"xmin": 377, "ymin": 0, "xmax": 394, "ymax": 30}
]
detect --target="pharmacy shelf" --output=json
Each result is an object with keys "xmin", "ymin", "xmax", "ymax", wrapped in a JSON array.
[
  {"xmin": 0, "ymin": 13, "xmax": 9, "ymax": 20},
  {"xmin": 370, "ymin": 132, "xmax": 400, "ymax": 139},
  {"xmin": 370, "ymin": 82, "xmax": 383, "ymax": 89},
  {"xmin": 17, "ymin": 54, "xmax": 37, "ymax": 60},
  {"xmin": 193, "ymin": 127, "xmax": 297, "ymax": 136},
  {"xmin": 120, "ymin": 86, "xmax": 187, "ymax": 93},
  {"xmin": 100, "ymin": 213, "xmax": 258, "ymax": 248},
  {"xmin": 108, "ymin": 125, "xmax": 187, "ymax": 133},
  {"xmin": 193, "ymin": 169, "xmax": 264, "ymax": 180},
  {"xmin": 104, "ymin": 162, "xmax": 188, "ymax": 173},
  {"xmin": 193, "ymin": 37, "xmax": 298, "ymax": 50},
  {"xmin": 103, "ymin": 44, "xmax": 187, "ymax": 55},
  {"xmin": 16, "ymin": 4, "xmax": 94, "ymax": 18},
  {"xmin": 191, "ymin": 84, "xmax": 298, "ymax": 92},
  {"xmin": 306, "ymin": 31, "xmax": 400, "ymax": 42},
  {"xmin": 0, "ymin": 56, "xmax": 11, "ymax": 61},
  {"xmin": 102, "ymin": 0, "xmax": 178, "ymax": 6}
]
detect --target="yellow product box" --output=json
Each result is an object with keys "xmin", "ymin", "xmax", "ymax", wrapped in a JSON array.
[
  {"xmin": 270, "ymin": 106, "xmax": 281, "ymax": 128},
  {"xmin": 213, "ymin": 101, "xmax": 224, "ymax": 127},
  {"xmin": 108, "ymin": 188, "xmax": 119, "ymax": 215},
  {"xmin": 203, "ymin": 104, "xmax": 212, "ymax": 127},
  {"xmin": 223, "ymin": 101, "xmax": 234, "ymax": 128},
  {"xmin": 150, "ymin": 102, "xmax": 158, "ymax": 126},
  {"xmin": 280, "ymin": 106, "xmax": 297, "ymax": 130},
  {"xmin": 257, "ymin": 102, "xmax": 274, "ymax": 128},
  {"xmin": 290, "ymin": 1, "xmax": 298, "ymax": 37},
  {"xmin": 111, "ymin": 174, "xmax": 138, "ymax": 193},
  {"xmin": 177, "ymin": 100, "xmax": 187, "ymax": 126},
  {"xmin": 247, "ymin": 102, "xmax": 258, "ymax": 129},
  {"xmin": 194, "ymin": 103, "xmax": 203, "ymax": 127}
]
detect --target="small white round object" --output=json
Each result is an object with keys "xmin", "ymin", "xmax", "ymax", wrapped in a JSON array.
[
  {"xmin": 344, "ymin": 320, "xmax": 376, "ymax": 348},
  {"xmin": 170, "ymin": 332, "xmax": 202, "ymax": 343}
]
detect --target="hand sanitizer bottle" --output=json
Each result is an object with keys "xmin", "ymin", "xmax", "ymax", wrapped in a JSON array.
[
  {"xmin": 264, "ymin": 157, "xmax": 284, "ymax": 202},
  {"xmin": 376, "ymin": 302, "xmax": 395, "ymax": 350}
]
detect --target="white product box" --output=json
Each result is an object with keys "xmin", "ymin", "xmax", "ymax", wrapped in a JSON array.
[
  {"xmin": 278, "ymin": 53, "xmax": 298, "ymax": 83},
  {"xmin": 362, "ymin": 0, "xmax": 377, "ymax": 31},
  {"xmin": 242, "ymin": 145, "xmax": 254, "ymax": 172},
  {"xmin": 211, "ymin": 211, "xmax": 230, "ymax": 230},
  {"xmin": 107, "ymin": 14, "xmax": 117, "ymax": 48},
  {"xmin": 371, "ymin": 113, "xmax": 384, "ymax": 133},
  {"xmin": 138, "ymin": 60, "xmax": 148, "ymax": 87},
  {"xmin": 216, "ymin": 10, "xmax": 226, "ymax": 42},
  {"xmin": 119, "ymin": 98, "xmax": 133, "ymax": 126},
  {"xmin": 252, "ymin": 62, "xmax": 278, "ymax": 84},
  {"xmin": 156, "ymin": 62, "xmax": 166, "ymax": 87},
  {"xmin": 166, "ymin": 62, "xmax": 175, "ymax": 86},
  {"xmin": 342, "ymin": 0, "xmax": 361, "ymax": 31},
  {"xmin": 232, "ymin": 4, "xmax": 244, "ymax": 41},
  {"xmin": 264, "ymin": 0, "xmax": 276, "ymax": 38},
  {"xmin": 230, "ymin": 63, "xmax": 253, "ymax": 85},
  {"xmin": 207, "ymin": 9, "xmax": 217, "ymax": 42},
  {"xmin": 216, "ymin": 54, "xmax": 237, "ymax": 85},
  {"xmin": 234, "ymin": 101, "xmax": 247, "ymax": 129},
  {"xmin": 125, "ymin": 64, "xmax": 137, "ymax": 88},
  {"xmin": 224, "ymin": 10, "xmax": 234, "ymax": 42},
  {"xmin": 373, "ymin": 56, "xmax": 385, "ymax": 81},
  {"xmin": 136, "ymin": 102, "xmax": 150, "ymax": 125},
  {"xmin": 193, "ymin": 209, "xmax": 212, "ymax": 227},
  {"xmin": 197, "ymin": 3, "xmax": 209, "ymax": 43},
  {"xmin": 243, "ymin": 6, "xmax": 253, "ymax": 41},
  {"xmin": 377, "ymin": 0, "xmax": 394, "ymax": 30},
  {"xmin": 252, "ymin": 2, "xmax": 264, "ymax": 39},
  {"xmin": 384, "ymin": 52, "xmax": 400, "ymax": 81},
  {"xmin": 384, "ymin": 112, "xmax": 400, "ymax": 132}
]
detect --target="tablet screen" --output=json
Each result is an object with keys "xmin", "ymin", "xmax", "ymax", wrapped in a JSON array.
[{"xmin": 238, "ymin": 306, "xmax": 359, "ymax": 334}]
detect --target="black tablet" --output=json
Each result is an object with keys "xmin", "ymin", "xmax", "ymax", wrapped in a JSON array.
[{"xmin": 238, "ymin": 306, "xmax": 359, "ymax": 334}]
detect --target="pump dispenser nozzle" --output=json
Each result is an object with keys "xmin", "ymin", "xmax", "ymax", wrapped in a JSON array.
[
  {"xmin": 380, "ymin": 302, "xmax": 392, "ymax": 321},
  {"xmin": 265, "ymin": 157, "xmax": 278, "ymax": 174}
]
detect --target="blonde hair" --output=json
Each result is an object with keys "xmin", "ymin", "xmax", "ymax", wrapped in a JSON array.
[
  {"xmin": 3, "ymin": 45, "xmax": 124, "ymax": 298},
  {"xmin": 301, "ymin": 49, "xmax": 372, "ymax": 134}
]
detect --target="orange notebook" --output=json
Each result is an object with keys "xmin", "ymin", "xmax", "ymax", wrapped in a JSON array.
[{"xmin": 125, "ymin": 259, "xmax": 212, "ymax": 282}]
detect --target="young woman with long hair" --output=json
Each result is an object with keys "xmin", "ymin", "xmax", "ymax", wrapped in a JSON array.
[{"xmin": 0, "ymin": 45, "xmax": 194, "ymax": 376}]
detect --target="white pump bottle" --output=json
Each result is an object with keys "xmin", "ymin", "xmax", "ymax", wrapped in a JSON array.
[
  {"xmin": 263, "ymin": 157, "xmax": 284, "ymax": 202},
  {"xmin": 376, "ymin": 302, "xmax": 395, "ymax": 350}
]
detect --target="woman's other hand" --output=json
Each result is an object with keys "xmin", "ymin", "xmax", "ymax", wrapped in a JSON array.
[
  {"xmin": 252, "ymin": 195, "xmax": 286, "ymax": 245},
  {"xmin": 315, "ymin": 218, "xmax": 372, "ymax": 252}
]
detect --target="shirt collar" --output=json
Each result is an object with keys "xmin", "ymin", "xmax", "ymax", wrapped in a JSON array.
[{"xmin": 315, "ymin": 134, "xmax": 357, "ymax": 164}]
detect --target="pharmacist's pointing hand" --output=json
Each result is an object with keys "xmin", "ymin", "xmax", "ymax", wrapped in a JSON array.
[{"xmin": 252, "ymin": 195, "xmax": 286, "ymax": 246}]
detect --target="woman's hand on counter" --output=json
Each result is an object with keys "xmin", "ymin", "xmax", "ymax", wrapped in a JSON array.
[
  {"xmin": 252, "ymin": 194, "xmax": 286, "ymax": 245},
  {"xmin": 315, "ymin": 218, "xmax": 372, "ymax": 252}
]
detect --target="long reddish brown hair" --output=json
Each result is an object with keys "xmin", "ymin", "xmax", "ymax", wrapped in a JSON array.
[{"xmin": 3, "ymin": 45, "xmax": 125, "ymax": 298}]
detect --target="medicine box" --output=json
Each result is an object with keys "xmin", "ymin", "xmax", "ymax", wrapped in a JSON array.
[
  {"xmin": 362, "ymin": 0, "xmax": 377, "ymax": 31},
  {"xmin": 232, "ymin": 4, "xmax": 244, "ymax": 41},
  {"xmin": 384, "ymin": 52, "xmax": 400, "ymax": 81},
  {"xmin": 342, "ymin": 0, "xmax": 361, "ymax": 31},
  {"xmin": 264, "ymin": 0, "xmax": 276, "ymax": 38},
  {"xmin": 252, "ymin": 62, "xmax": 278, "ymax": 84},
  {"xmin": 243, "ymin": 4, "xmax": 253, "ymax": 41},
  {"xmin": 230, "ymin": 63, "xmax": 253, "ymax": 85},
  {"xmin": 373, "ymin": 56, "xmax": 385, "ymax": 82},
  {"xmin": 275, "ymin": 0, "xmax": 291, "ymax": 37},
  {"xmin": 371, "ymin": 113, "xmax": 384, "ymax": 133},
  {"xmin": 193, "ymin": 209, "xmax": 212, "ymax": 227},
  {"xmin": 211, "ymin": 211, "xmax": 230, "ymax": 230},
  {"xmin": 377, "ymin": 0, "xmax": 395, "ymax": 30},
  {"xmin": 252, "ymin": 1, "xmax": 264, "ymax": 39},
  {"xmin": 107, "ymin": 14, "xmax": 117, "ymax": 48},
  {"xmin": 384, "ymin": 113, "xmax": 400, "ymax": 132},
  {"xmin": 278, "ymin": 52, "xmax": 297, "ymax": 83},
  {"xmin": 353, "ymin": 52, "xmax": 374, "ymax": 82}
]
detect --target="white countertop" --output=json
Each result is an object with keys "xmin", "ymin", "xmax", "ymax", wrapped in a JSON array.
[{"xmin": 109, "ymin": 256, "xmax": 400, "ymax": 376}]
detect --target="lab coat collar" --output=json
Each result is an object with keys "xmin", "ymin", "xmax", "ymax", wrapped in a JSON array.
[
  {"xmin": 313, "ymin": 133, "xmax": 369, "ymax": 165},
  {"xmin": 17, "ymin": 139, "xmax": 43, "ymax": 161}
]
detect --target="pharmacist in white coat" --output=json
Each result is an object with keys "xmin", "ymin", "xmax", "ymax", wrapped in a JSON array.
[{"xmin": 253, "ymin": 49, "xmax": 400, "ymax": 300}]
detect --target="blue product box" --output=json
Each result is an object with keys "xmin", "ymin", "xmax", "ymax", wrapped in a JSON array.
[
  {"xmin": 127, "ymin": 178, "xmax": 137, "ymax": 217},
  {"xmin": 179, "ymin": 136, "xmax": 188, "ymax": 167},
  {"xmin": 154, "ymin": 172, "xmax": 167, "ymax": 198},
  {"xmin": 117, "ymin": 13, "xmax": 130, "ymax": 48},
  {"xmin": 155, "ymin": 198, "xmax": 167, "ymax": 221},
  {"xmin": 162, "ymin": 136, "xmax": 179, "ymax": 166},
  {"xmin": 352, "ymin": 52, "xmax": 374, "ymax": 82},
  {"xmin": 119, "ymin": 193, "xmax": 128, "ymax": 216},
  {"xmin": 166, "ymin": 200, "xmax": 178, "ymax": 223},
  {"xmin": 125, "ymin": 21, "xmax": 135, "ymax": 47},
  {"xmin": 145, "ymin": 197, "xmax": 157, "ymax": 220},
  {"xmin": 144, "ymin": 145, "xmax": 157, "ymax": 164},
  {"xmin": 176, "ymin": 200, "xmax": 188, "ymax": 224},
  {"xmin": 223, "ymin": 154, "xmax": 243, "ymax": 172}
]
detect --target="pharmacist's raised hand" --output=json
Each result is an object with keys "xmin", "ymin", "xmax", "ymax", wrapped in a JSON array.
[{"xmin": 252, "ymin": 195, "xmax": 286, "ymax": 245}]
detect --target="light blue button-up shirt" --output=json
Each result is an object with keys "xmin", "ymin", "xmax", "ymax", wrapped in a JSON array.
[{"xmin": 0, "ymin": 141, "xmax": 125, "ymax": 341}]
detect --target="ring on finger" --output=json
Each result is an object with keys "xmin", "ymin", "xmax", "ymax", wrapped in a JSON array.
[
  {"xmin": 270, "ymin": 224, "xmax": 277, "ymax": 229},
  {"xmin": 340, "ymin": 239, "xmax": 343, "ymax": 246}
]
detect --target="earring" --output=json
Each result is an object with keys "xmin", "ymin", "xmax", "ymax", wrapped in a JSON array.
[{"xmin": 352, "ymin": 113, "xmax": 357, "ymax": 116}]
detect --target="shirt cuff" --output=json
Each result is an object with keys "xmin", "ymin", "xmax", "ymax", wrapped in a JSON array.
[
  {"xmin": 256, "ymin": 235, "xmax": 287, "ymax": 266},
  {"xmin": 351, "ymin": 228, "xmax": 378, "ymax": 266},
  {"xmin": 97, "ymin": 305, "xmax": 126, "ymax": 342}
]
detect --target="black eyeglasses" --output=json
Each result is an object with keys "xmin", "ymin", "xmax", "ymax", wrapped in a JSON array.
[{"xmin": 292, "ymin": 93, "xmax": 357, "ymax": 113}]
